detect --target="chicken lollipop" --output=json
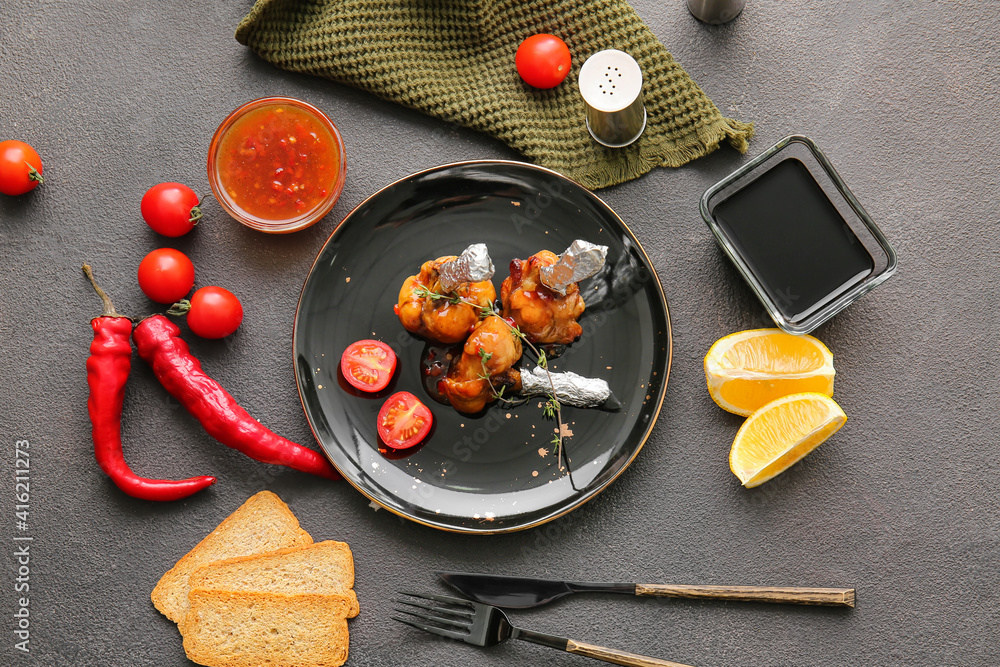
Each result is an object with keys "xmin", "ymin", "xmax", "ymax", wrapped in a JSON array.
[
  {"xmin": 501, "ymin": 240, "xmax": 607, "ymax": 345},
  {"xmin": 396, "ymin": 244, "xmax": 496, "ymax": 345},
  {"xmin": 438, "ymin": 315, "xmax": 523, "ymax": 414}
]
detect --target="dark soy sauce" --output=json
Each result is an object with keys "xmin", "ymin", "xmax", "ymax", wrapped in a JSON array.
[{"xmin": 714, "ymin": 158, "xmax": 874, "ymax": 323}]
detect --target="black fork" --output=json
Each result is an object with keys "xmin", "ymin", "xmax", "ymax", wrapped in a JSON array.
[{"xmin": 394, "ymin": 591, "xmax": 697, "ymax": 667}]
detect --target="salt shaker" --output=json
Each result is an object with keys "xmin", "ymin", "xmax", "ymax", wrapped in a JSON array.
[{"xmin": 577, "ymin": 50, "xmax": 646, "ymax": 148}]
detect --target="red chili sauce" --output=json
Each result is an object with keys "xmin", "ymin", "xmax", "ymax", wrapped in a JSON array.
[{"xmin": 215, "ymin": 104, "xmax": 338, "ymax": 221}]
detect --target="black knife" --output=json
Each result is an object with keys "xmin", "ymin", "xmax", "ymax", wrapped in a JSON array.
[{"xmin": 436, "ymin": 571, "xmax": 855, "ymax": 608}]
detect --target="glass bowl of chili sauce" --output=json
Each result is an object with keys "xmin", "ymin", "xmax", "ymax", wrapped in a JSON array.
[{"xmin": 208, "ymin": 97, "xmax": 346, "ymax": 233}]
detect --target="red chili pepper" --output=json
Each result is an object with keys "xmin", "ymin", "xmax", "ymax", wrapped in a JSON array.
[
  {"xmin": 82, "ymin": 265, "xmax": 216, "ymax": 501},
  {"xmin": 132, "ymin": 314, "xmax": 340, "ymax": 480}
]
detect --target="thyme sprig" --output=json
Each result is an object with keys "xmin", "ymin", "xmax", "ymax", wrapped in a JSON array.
[
  {"xmin": 417, "ymin": 285, "xmax": 567, "ymax": 468},
  {"xmin": 413, "ymin": 285, "xmax": 462, "ymax": 304}
]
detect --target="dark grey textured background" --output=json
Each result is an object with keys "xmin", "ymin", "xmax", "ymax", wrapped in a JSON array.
[{"xmin": 2, "ymin": 1, "xmax": 999, "ymax": 665}]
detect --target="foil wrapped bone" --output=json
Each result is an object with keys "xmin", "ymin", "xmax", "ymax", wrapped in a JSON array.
[
  {"xmin": 519, "ymin": 366, "xmax": 612, "ymax": 409},
  {"xmin": 438, "ymin": 243, "xmax": 495, "ymax": 293},
  {"xmin": 539, "ymin": 239, "xmax": 609, "ymax": 296}
]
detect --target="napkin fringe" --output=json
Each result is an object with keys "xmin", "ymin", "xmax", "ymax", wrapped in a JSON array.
[
  {"xmin": 721, "ymin": 117, "xmax": 755, "ymax": 154},
  {"xmin": 572, "ymin": 116, "xmax": 754, "ymax": 189}
]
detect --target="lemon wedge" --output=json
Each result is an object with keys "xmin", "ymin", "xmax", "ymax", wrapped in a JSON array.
[
  {"xmin": 729, "ymin": 392, "xmax": 846, "ymax": 488},
  {"xmin": 705, "ymin": 329, "xmax": 835, "ymax": 416}
]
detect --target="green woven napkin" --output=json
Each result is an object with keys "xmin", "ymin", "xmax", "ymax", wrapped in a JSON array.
[{"xmin": 236, "ymin": 0, "xmax": 753, "ymax": 190}]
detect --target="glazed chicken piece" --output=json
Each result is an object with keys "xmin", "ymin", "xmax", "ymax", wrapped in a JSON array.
[
  {"xmin": 500, "ymin": 250, "xmax": 586, "ymax": 345},
  {"xmin": 397, "ymin": 256, "xmax": 496, "ymax": 344},
  {"xmin": 438, "ymin": 315, "xmax": 523, "ymax": 414}
]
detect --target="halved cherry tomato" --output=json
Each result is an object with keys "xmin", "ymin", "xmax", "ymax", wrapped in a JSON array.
[
  {"xmin": 515, "ymin": 34, "xmax": 572, "ymax": 89},
  {"xmin": 341, "ymin": 339, "xmax": 397, "ymax": 393},
  {"xmin": 377, "ymin": 391, "xmax": 433, "ymax": 450}
]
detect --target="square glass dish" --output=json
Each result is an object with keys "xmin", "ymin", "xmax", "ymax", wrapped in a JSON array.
[{"xmin": 700, "ymin": 135, "xmax": 897, "ymax": 334}]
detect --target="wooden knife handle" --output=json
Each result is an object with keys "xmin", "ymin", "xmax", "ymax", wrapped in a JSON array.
[
  {"xmin": 566, "ymin": 639, "xmax": 696, "ymax": 667},
  {"xmin": 635, "ymin": 583, "xmax": 855, "ymax": 607}
]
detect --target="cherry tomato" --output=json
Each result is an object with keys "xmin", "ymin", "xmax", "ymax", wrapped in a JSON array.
[
  {"xmin": 377, "ymin": 391, "xmax": 433, "ymax": 450},
  {"xmin": 141, "ymin": 182, "xmax": 202, "ymax": 237},
  {"xmin": 515, "ymin": 34, "xmax": 572, "ymax": 89},
  {"xmin": 137, "ymin": 248, "xmax": 195, "ymax": 304},
  {"xmin": 185, "ymin": 286, "xmax": 244, "ymax": 339},
  {"xmin": 341, "ymin": 340, "xmax": 397, "ymax": 393},
  {"xmin": 0, "ymin": 140, "xmax": 44, "ymax": 196}
]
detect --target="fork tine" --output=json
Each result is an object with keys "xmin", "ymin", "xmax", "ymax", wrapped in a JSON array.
[
  {"xmin": 398, "ymin": 590, "xmax": 478, "ymax": 607},
  {"xmin": 394, "ymin": 606, "xmax": 471, "ymax": 631},
  {"xmin": 391, "ymin": 614, "xmax": 469, "ymax": 641},
  {"xmin": 394, "ymin": 598, "xmax": 475, "ymax": 619}
]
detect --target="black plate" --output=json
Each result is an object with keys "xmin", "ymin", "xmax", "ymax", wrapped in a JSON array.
[{"xmin": 294, "ymin": 161, "xmax": 671, "ymax": 533}]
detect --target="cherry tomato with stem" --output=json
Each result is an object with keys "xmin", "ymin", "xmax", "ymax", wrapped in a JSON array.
[
  {"xmin": 377, "ymin": 391, "xmax": 433, "ymax": 450},
  {"xmin": 170, "ymin": 286, "xmax": 244, "ymax": 339},
  {"xmin": 515, "ymin": 34, "xmax": 572, "ymax": 89},
  {"xmin": 0, "ymin": 140, "xmax": 44, "ymax": 196},
  {"xmin": 341, "ymin": 340, "xmax": 397, "ymax": 393},
  {"xmin": 137, "ymin": 248, "xmax": 196, "ymax": 304},
  {"xmin": 141, "ymin": 182, "xmax": 203, "ymax": 237}
]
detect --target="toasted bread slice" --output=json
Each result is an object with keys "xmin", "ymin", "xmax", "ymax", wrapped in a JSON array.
[
  {"xmin": 181, "ymin": 590, "xmax": 351, "ymax": 667},
  {"xmin": 152, "ymin": 491, "xmax": 313, "ymax": 623},
  {"xmin": 189, "ymin": 540, "xmax": 359, "ymax": 618}
]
